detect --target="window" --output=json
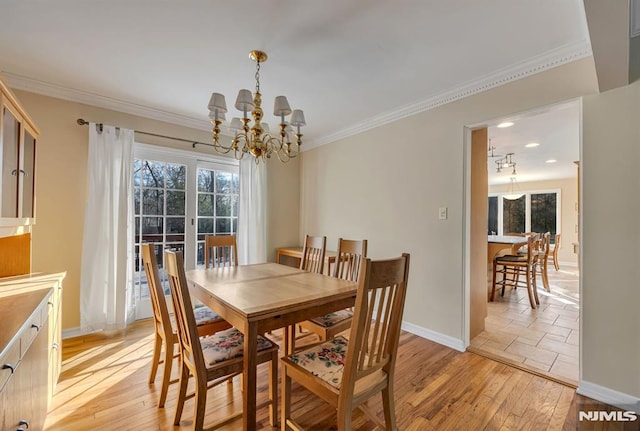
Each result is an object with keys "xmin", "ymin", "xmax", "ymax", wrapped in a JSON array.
[
  {"xmin": 488, "ymin": 190, "xmax": 560, "ymax": 241},
  {"xmin": 132, "ymin": 144, "xmax": 239, "ymax": 319},
  {"xmin": 196, "ymin": 167, "xmax": 239, "ymax": 266}
]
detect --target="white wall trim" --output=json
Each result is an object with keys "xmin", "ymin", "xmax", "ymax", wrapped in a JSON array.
[
  {"xmin": 62, "ymin": 326, "xmax": 87, "ymax": 340},
  {"xmin": 305, "ymin": 40, "xmax": 592, "ymax": 150},
  {"xmin": 577, "ymin": 380, "xmax": 640, "ymax": 413},
  {"xmin": 4, "ymin": 40, "xmax": 592, "ymax": 152},
  {"xmin": 402, "ymin": 321, "xmax": 466, "ymax": 352},
  {"xmin": 2, "ymin": 71, "xmax": 212, "ymax": 131}
]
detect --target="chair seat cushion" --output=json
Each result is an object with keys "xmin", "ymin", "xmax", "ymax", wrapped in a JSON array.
[
  {"xmin": 496, "ymin": 254, "xmax": 527, "ymax": 263},
  {"xmin": 287, "ymin": 336, "xmax": 348, "ymax": 389},
  {"xmin": 201, "ymin": 327, "xmax": 274, "ymax": 366},
  {"xmin": 193, "ymin": 304, "xmax": 222, "ymax": 325},
  {"xmin": 309, "ymin": 309, "xmax": 353, "ymax": 328}
]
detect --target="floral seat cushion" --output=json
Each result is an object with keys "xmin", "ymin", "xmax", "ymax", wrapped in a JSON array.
[
  {"xmin": 193, "ymin": 304, "xmax": 222, "ymax": 325},
  {"xmin": 309, "ymin": 309, "xmax": 353, "ymax": 328},
  {"xmin": 201, "ymin": 327, "xmax": 275, "ymax": 366},
  {"xmin": 287, "ymin": 336, "xmax": 348, "ymax": 389}
]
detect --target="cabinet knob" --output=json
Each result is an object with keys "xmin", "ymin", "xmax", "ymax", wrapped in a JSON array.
[
  {"xmin": 11, "ymin": 169, "xmax": 18, "ymax": 176},
  {"xmin": 2, "ymin": 363, "xmax": 15, "ymax": 373},
  {"xmin": 31, "ymin": 323, "xmax": 40, "ymax": 331},
  {"xmin": 52, "ymin": 343, "xmax": 59, "ymax": 350}
]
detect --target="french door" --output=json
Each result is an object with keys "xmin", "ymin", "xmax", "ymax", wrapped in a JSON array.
[{"xmin": 132, "ymin": 143, "xmax": 239, "ymax": 320}]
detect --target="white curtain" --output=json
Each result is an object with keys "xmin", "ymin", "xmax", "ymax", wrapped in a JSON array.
[
  {"xmin": 237, "ymin": 158, "xmax": 267, "ymax": 265},
  {"xmin": 80, "ymin": 123, "xmax": 134, "ymax": 332}
]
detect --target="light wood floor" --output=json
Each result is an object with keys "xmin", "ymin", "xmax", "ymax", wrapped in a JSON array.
[
  {"xmin": 42, "ymin": 318, "xmax": 622, "ymax": 430},
  {"xmin": 471, "ymin": 266, "xmax": 580, "ymax": 386}
]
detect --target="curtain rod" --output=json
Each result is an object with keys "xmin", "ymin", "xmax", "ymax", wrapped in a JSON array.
[{"xmin": 76, "ymin": 118, "xmax": 214, "ymax": 149}]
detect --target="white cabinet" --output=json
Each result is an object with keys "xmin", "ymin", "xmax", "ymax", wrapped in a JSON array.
[{"xmin": 0, "ymin": 78, "xmax": 38, "ymax": 222}]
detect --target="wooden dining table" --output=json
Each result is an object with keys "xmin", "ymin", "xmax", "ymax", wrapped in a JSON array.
[
  {"xmin": 487, "ymin": 235, "xmax": 527, "ymax": 264},
  {"xmin": 186, "ymin": 262, "xmax": 358, "ymax": 431}
]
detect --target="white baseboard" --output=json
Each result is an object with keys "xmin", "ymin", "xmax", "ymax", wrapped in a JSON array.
[
  {"xmin": 577, "ymin": 380, "xmax": 640, "ymax": 413},
  {"xmin": 401, "ymin": 321, "xmax": 466, "ymax": 352},
  {"xmin": 62, "ymin": 326, "xmax": 86, "ymax": 340}
]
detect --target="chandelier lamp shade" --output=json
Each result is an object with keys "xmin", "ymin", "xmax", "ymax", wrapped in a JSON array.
[{"xmin": 207, "ymin": 50, "xmax": 305, "ymax": 163}]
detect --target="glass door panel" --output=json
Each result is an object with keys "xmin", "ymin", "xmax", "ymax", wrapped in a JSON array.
[
  {"xmin": 1, "ymin": 107, "xmax": 19, "ymax": 217},
  {"xmin": 21, "ymin": 130, "xmax": 36, "ymax": 217}
]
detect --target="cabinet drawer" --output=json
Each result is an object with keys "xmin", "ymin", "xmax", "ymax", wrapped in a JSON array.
[
  {"xmin": 0, "ymin": 337, "xmax": 19, "ymax": 392},
  {"xmin": 20, "ymin": 305, "xmax": 44, "ymax": 357}
]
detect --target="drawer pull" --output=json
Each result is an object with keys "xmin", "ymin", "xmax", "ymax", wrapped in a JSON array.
[
  {"xmin": 19, "ymin": 419, "xmax": 30, "ymax": 428},
  {"xmin": 2, "ymin": 363, "xmax": 15, "ymax": 373},
  {"xmin": 31, "ymin": 323, "xmax": 40, "ymax": 331}
]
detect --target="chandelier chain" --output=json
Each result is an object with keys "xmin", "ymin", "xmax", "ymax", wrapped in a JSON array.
[{"xmin": 255, "ymin": 61, "xmax": 261, "ymax": 93}]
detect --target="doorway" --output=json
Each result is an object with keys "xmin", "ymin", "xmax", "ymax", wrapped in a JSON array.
[{"xmin": 466, "ymin": 100, "xmax": 581, "ymax": 386}]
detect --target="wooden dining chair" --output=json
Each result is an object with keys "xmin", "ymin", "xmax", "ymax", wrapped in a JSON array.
[
  {"xmin": 283, "ymin": 235, "xmax": 327, "ymax": 353},
  {"xmin": 548, "ymin": 233, "xmax": 561, "ymax": 271},
  {"xmin": 141, "ymin": 244, "xmax": 231, "ymax": 408},
  {"xmin": 491, "ymin": 235, "xmax": 540, "ymax": 308},
  {"xmin": 204, "ymin": 234, "xmax": 238, "ymax": 268},
  {"xmin": 164, "ymin": 250, "xmax": 279, "ymax": 430},
  {"xmin": 297, "ymin": 238, "xmax": 367, "ymax": 347},
  {"xmin": 535, "ymin": 232, "xmax": 551, "ymax": 292},
  {"xmin": 299, "ymin": 234, "xmax": 326, "ymax": 274},
  {"xmin": 281, "ymin": 253, "xmax": 410, "ymax": 431}
]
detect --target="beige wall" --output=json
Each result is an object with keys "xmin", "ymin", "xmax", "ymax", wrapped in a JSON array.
[
  {"xmin": 582, "ymin": 79, "xmax": 640, "ymax": 398},
  {"xmin": 489, "ymin": 177, "xmax": 579, "ymax": 266},
  {"xmin": 300, "ymin": 57, "xmax": 598, "ymax": 343},
  {"xmin": 13, "ymin": 90, "xmax": 299, "ymax": 330}
]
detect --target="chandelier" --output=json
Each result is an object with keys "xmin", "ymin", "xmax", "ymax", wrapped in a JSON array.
[
  {"xmin": 495, "ymin": 152, "xmax": 517, "ymax": 175},
  {"xmin": 207, "ymin": 50, "xmax": 305, "ymax": 163}
]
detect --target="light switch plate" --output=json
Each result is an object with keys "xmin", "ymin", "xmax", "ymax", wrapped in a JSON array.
[{"xmin": 439, "ymin": 207, "xmax": 448, "ymax": 220}]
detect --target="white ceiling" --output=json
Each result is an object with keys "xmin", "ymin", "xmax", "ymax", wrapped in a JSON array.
[
  {"xmin": 1, "ymin": 0, "xmax": 589, "ymax": 176},
  {"xmin": 487, "ymin": 100, "xmax": 580, "ymax": 186}
]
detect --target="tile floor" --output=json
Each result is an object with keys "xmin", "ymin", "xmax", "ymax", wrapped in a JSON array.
[{"xmin": 470, "ymin": 266, "xmax": 580, "ymax": 385}]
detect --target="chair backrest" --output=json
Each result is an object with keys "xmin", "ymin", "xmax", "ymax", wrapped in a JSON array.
[
  {"xmin": 141, "ymin": 243, "xmax": 173, "ymax": 340},
  {"xmin": 553, "ymin": 233, "xmax": 561, "ymax": 249},
  {"xmin": 539, "ymin": 232, "xmax": 551, "ymax": 258},
  {"xmin": 300, "ymin": 235, "xmax": 326, "ymax": 274},
  {"xmin": 333, "ymin": 238, "xmax": 368, "ymax": 282},
  {"xmin": 341, "ymin": 253, "xmax": 410, "ymax": 399},
  {"xmin": 165, "ymin": 250, "xmax": 206, "ymax": 371},
  {"xmin": 204, "ymin": 235, "xmax": 238, "ymax": 268}
]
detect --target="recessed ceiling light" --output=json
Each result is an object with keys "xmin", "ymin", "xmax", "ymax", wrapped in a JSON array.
[
  {"xmin": 545, "ymin": 159, "xmax": 557, "ymax": 163},
  {"xmin": 525, "ymin": 142, "xmax": 539, "ymax": 148},
  {"xmin": 497, "ymin": 122, "xmax": 514, "ymax": 128}
]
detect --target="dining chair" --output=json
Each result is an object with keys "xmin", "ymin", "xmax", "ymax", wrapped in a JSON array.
[
  {"xmin": 491, "ymin": 235, "xmax": 540, "ymax": 308},
  {"xmin": 299, "ymin": 234, "xmax": 327, "ymax": 273},
  {"xmin": 204, "ymin": 234, "xmax": 238, "ymax": 268},
  {"xmin": 281, "ymin": 253, "xmax": 410, "ymax": 431},
  {"xmin": 141, "ymin": 244, "xmax": 231, "ymax": 408},
  {"xmin": 535, "ymin": 232, "xmax": 551, "ymax": 292},
  {"xmin": 297, "ymin": 238, "xmax": 367, "ymax": 348},
  {"xmin": 164, "ymin": 249, "xmax": 279, "ymax": 430},
  {"xmin": 283, "ymin": 234, "xmax": 326, "ymax": 353},
  {"xmin": 548, "ymin": 233, "xmax": 561, "ymax": 271}
]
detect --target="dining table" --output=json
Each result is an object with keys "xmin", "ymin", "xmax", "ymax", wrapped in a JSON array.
[
  {"xmin": 487, "ymin": 235, "xmax": 528, "ymax": 264},
  {"xmin": 186, "ymin": 262, "xmax": 358, "ymax": 431}
]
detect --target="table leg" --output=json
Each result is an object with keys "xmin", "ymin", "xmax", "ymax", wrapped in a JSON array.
[{"xmin": 243, "ymin": 323, "xmax": 258, "ymax": 431}]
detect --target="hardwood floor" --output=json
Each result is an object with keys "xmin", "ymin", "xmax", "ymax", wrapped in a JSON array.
[
  {"xmin": 44, "ymin": 319, "xmax": 622, "ymax": 430},
  {"xmin": 471, "ymin": 266, "xmax": 580, "ymax": 386}
]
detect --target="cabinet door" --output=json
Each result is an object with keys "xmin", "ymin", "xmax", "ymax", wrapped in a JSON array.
[
  {"xmin": 1, "ymin": 107, "xmax": 19, "ymax": 218},
  {"xmin": 20, "ymin": 130, "xmax": 35, "ymax": 218}
]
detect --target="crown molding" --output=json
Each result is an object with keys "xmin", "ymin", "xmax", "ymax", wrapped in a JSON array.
[
  {"xmin": 304, "ymin": 39, "xmax": 592, "ymax": 151},
  {"xmin": 1, "ymin": 72, "xmax": 213, "ymax": 131},
  {"xmin": 2, "ymin": 39, "xmax": 592, "ymax": 149}
]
